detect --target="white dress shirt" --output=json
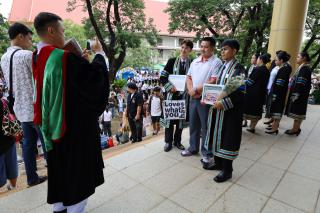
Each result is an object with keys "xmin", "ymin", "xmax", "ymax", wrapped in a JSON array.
[{"xmin": 187, "ymin": 55, "xmax": 223, "ymax": 88}]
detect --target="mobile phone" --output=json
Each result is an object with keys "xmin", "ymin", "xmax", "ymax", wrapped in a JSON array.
[{"xmin": 86, "ymin": 40, "xmax": 91, "ymax": 50}]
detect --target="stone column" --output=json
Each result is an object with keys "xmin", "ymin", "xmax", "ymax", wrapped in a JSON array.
[{"xmin": 267, "ymin": 0, "xmax": 309, "ymax": 69}]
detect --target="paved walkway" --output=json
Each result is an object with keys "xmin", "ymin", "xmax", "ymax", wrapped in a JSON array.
[{"xmin": 1, "ymin": 105, "xmax": 320, "ymax": 213}]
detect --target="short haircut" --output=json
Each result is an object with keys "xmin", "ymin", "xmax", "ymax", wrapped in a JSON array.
[
  {"xmin": 253, "ymin": 53, "xmax": 260, "ymax": 59},
  {"xmin": 34, "ymin": 12, "xmax": 62, "ymax": 36},
  {"xmin": 259, "ymin": 53, "xmax": 271, "ymax": 64},
  {"xmin": 181, "ymin": 39, "xmax": 194, "ymax": 49},
  {"xmin": 221, "ymin": 39, "xmax": 240, "ymax": 52},
  {"xmin": 8, "ymin": 22, "xmax": 33, "ymax": 40},
  {"xmin": 299, "ymin": 52, "xmax": 311, "ymax": 62},
  {"xmin": 200, "ymin": 37, "xmax": 216, "ymax": 47},
  {"xmin": 276, "ymin": 50, "xmax": 291, "ymax": 62},
  {"xmin": 153, "ymin": 86, "xmax": 161, "ymax": 92}
]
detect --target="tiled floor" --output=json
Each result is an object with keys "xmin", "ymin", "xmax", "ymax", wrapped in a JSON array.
[{"xmin": 1, "ymin": 105, "xmax": 320, "ymax": 213}]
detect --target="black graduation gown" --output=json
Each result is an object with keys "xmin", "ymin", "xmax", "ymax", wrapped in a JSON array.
[
  {"xmin": 205, "ymin": 61, "xmax": 245, "ymax": 160},
  {"xmin": 268, "ymin": 64, "xmax": 292, "ymax": 119},
  {"xmin": 47, "ymin": 53, "xmax": 109, "ymax": 206},
  {"xmin": 243, "ymin": 65, "xmax": 270, "ymax": 120},
  {"xmin": 286, "ymin": 64, "xmax": 312, "ymax": 120},
  {"xmin": 160, "ymin": 57, "xmax": 191, "ymax": 128}
]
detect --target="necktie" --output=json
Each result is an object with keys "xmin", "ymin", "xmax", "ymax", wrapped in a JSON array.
[{"xmin": 181, "ymin": 61, "xmax": 186, "ymax": 73}]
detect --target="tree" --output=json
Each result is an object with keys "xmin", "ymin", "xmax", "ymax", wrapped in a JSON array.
[
  {"xmin": 68, "ymin": 0, "xmax": 158, "ymax": 81},
  {"xmin": 121, "ymin": 42, "xmax": 159, "ymax": 69},
  {"xmin": 166, "ymin": 0, "xmax": 273, "ymax": 64},
  {"xmin": 303, "ymin": 0, "xmax": 320, "ymax": 71},
  {"xmin": 0, "ymin": 14, "xmax": 9, "ymax": 57}
]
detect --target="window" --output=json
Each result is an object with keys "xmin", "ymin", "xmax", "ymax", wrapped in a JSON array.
[{"xmin": 157, "ymin": 38, "xmax": 163, "ymax": 46}]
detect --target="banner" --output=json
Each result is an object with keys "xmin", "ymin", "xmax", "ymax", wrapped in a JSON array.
[{"xmin": 163, "ymin": 100, "xmax": 186, "ymax": 120}]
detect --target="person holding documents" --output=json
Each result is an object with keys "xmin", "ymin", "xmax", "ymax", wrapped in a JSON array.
[
  {"xmin": 182, "ymin": 37, "xmax": 222, "ymax": 162},
  {"xmin": 160, "ymin": 39, "xmax": 193, "ymax": 152},
  {"xmin": 32, "ymin": 12, "xmax": 109, "ymax": 212},
  {"xmin": 203, "ymin": 39, "xmax": 245, "ymax": 183}
]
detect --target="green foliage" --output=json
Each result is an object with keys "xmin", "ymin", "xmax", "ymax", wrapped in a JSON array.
[
  {"xmin": 121, "ymin": 43, "xmax": 159, "ymax": 69},
  {"xmin": 169, "ymin": 49, "xmax": 198, "ymax": 61},
  {"xmin": 68, "ymin": 0, "xmax": 159, "ymax": 81},
  {"xmin": 112, "ymin": 78, "xmax": 127, "ymax": 89},
  {"xmin": 303, "ymin": 0, "xmax": 320, "ymax": 71},
  {"xmin": 0, "ymin": 14, "xmax": 9, "ymax": 57},
  {"xmin": 166, "ymin": 0, "xmax": 273, "ymax": 64},
  {"xmin": 64, "ymin": 20, "xmax": 87, "ymax": 48},
  {"xmin": 312, "ymin": 89, "xmax": 320, "ymax": 104}
]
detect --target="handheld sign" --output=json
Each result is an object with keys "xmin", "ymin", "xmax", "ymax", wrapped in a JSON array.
[
  {"xmin": 201, "ymin": 84, "xmax": 224, "ymax": 105},
  {"xmin": 168, "ymin": 75, "xmax": 187, "ymax": 92},
  {"xmin": 163, "ymin": 100, "xmax": 186, "ymax": 120}
]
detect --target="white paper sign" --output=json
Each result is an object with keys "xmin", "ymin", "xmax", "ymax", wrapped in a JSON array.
[
  {"xmin": 163, "ymin": 100, "xmax": 186, "ymax": 120},
  {"xmin": 168, "ymin": 75, "xmax": 187, "ymax": 92},
  {"xmin": 201, "ymin": 84, "xmax": 224, "ymax": 105}
]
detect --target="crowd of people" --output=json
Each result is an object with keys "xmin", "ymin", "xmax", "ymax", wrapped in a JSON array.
[{"xmin": 0, "ymin": 11, "xmax": 315, "ymax": 213}]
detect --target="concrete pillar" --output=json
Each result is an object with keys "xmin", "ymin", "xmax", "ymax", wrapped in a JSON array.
[{"xmin": 267, "ymin": 0, "xmax": 309, "ymax": 69}]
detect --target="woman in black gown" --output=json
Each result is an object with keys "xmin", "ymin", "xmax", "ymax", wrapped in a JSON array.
[
  {"xmin": 266, "ymin": 51, "xmax": 292, "ymax": 135},
  {"xmin": 285, "ymin": 52, "xmax": 312, "ymax": 136},
  {"xmin": 243, "ymin": 53, "xmax": 271, "ymax": 133}
]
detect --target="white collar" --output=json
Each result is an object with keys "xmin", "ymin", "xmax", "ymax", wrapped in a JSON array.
[{"xmin": 37, "ymin": 41, "xmax": 50, "ymax": 55}]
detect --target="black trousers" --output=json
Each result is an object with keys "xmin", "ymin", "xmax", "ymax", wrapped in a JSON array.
[
  {"xmin": 103, "ymin": 121, "xmax": 112, "ymax": 136},
  {"xmin": 165, "ymin": 120, "xmax": 183, "ymax": 145},
  {"xmin": 128, "ymin": 117, "xmax": 143, "ymax": 141},
  {"xmin": 214, "ymin": 156, "xmax": 233, "ymax": 173}
]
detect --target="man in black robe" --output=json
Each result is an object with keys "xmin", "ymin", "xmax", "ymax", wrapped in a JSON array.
[
  {"xmin": 160, "ymin": 39, "xmax": 193, "ymax": 152},
  {"xmin": 33, "ymin": 12, "xmax": 109, "ymax": 212},
  {"xmin": 203, "ymin": 39, "xmax": 245, "ymax": 183}
]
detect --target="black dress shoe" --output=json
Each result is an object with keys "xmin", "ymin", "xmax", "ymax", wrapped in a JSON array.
[
  {"xmin": 164, "ymin": 143, "xmax": 172, "ymax": 152},
  {"xmin": 54, "ymin": 209, "xmax": 67, "ymax": 213},
  {"xmin": 214, "ymin": 171, "xmax": 232, "ymax": 183},
  {"xmin": 265, "ymin": 129, "xmax": 279, "ymax": 135},
  {"xmin": 173, "ymin": 143, "xmax": 185, "ymax": 150},
  {"xmin": 285, "ymin": 129, "xmax": 301, "ymax": 136},
  {"xmin": 246, "ymin": 128, "xmax": 255, "ymax": 134},
  {"xmin": 28, "ymin": 176, "xmax": 47, "ymax": 187},
  {"xmin": 203, "ymin": 161, "xmax": 222, "ymax": 170}
]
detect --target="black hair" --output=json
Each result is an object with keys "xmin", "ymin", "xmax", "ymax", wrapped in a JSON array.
[
  {"xmin": 253, "ymin": 53, "xmax": 260, "ymax": 59},
  {"xmin": 276, "ymin": 50, "xmax": 291, "ymax": 62},
  {"xmin": 181, "ymin": 39, "xmax": 194, "ymax": 49},
  {"xmin": 34, "ymin": 12, "xmax": 62, "ymax": 36},
  {"xmin": 259, "ymin": 53, "xmax": 271, "ymax": 64},
  {"xmin": 221, "ymin": 39, "xmax": 240, "ymax": 52},
  {"xmin": 8, "ymin": 22, "xmax": 33, "ymax": 40},
  {"xmin": 153, "ymin": 86, "xmax": 161, "ymax": 92},
  {"xmin": 200, "ymin": 37, "xmax": 216, "ymax": 47},
  {"xmin": 299, "ymin": 52, "xmax": 311, "ymax": 62}
]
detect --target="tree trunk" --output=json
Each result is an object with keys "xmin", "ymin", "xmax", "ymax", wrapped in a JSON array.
[
  {"xmin": 303, "ymin": 34, "xmax": 317, "ymax": 52},
  {"xmin": 311, "ymin": 48, "xmax": 320, "ymax": 71},
  {"xmin": 241, "ymin": 28, "xmax": 256, "ymax": 63}
]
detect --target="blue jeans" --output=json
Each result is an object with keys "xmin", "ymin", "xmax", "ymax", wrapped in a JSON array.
[
  {"xmin": 21, "ymin": 122, "xmax": 47, "ymax": 185},
  {"xmin": 0, "ymin": 143, "xmax": 18, "ymax": 187}
]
